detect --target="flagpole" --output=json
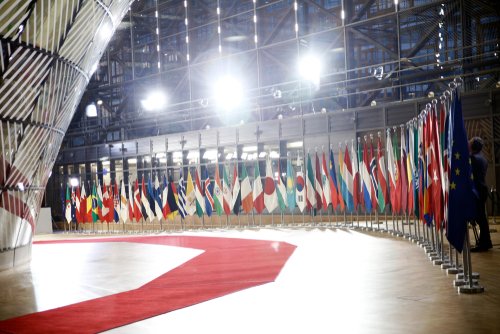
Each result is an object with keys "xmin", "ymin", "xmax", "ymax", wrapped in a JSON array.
[
  {"xmin": 456, "ymin": 224, "xmax": 484, "ymax": 293},
  {"xmin": 384, "ymin": 211, "xmax": 388, "ymax": 232},
  {"xmin": 433, "ymin": 222, "xmax": 444, "ymax": 265}
]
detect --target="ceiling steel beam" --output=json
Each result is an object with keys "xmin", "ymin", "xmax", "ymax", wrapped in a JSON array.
[{"xmin": 350, "ymin": 0, "xmax": 376, "ymax": 24}]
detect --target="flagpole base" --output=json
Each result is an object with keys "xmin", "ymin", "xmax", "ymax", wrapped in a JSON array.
[
  {"xmin": 441, "ymin": 262, "xmax": 452, "ymax": 270},
  {"xmin": 453, "ymin": 279, "xmax": 479, "ymax": 287},
  {"xmin": 456, "ymin": 272, "xmax": 480, "ymax": 280},
  {"xmin": 424, "ymin": 247, "xmax": 435, "ymax": 254},
  {"xmin": 432, "ymin": 259, "xmax": 444, "ymax": 265},
  {"xmin": 447, "ymin": 267, "xmax": 463, "ymax": 275},
  {"xmin": 458, "ymin": 284, "xmax": 485, "ymax": 294}
]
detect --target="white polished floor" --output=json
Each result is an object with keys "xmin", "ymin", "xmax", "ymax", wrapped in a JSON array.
[{"xmin": 1, "ymin": 227, "xmax": 499, "ymax": 334}]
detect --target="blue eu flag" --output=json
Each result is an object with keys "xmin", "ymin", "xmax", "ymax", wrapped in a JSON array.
[{"xmin": 446, "ymin": 91, "xmax": 476, "ymax": 253}]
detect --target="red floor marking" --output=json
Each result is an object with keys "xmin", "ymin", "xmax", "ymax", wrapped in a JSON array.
[{"xmin": 0, "ymin": 235, "xmax": 296, "ymax": 334}]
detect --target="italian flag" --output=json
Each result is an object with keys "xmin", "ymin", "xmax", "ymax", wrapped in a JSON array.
[{"xmin": 240, "ymin": 164, "xmax": 253, "ymax": 213}]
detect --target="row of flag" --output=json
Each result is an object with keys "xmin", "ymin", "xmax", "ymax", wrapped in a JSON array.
[{"xmin": 62, "ymin": 89, "xmax": 474, "ymax": 252}]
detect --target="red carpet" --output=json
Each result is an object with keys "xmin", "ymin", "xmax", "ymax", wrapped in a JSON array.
[{"xmin": 0, "ymin": 235, "xmax": 296, "ymax": 333}]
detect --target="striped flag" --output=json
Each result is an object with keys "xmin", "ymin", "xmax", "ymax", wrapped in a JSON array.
[
  {"xmin": 185, "ymin": 169, "xmax": 196, "ymax": 216},
  {"xmin": 329, "ymin": 149, "xmax": 339, "ymax": 210},
  {"xmin": 133, "ymin": 179, "xmax": 142, "ymax": 222},
  {"xmin": 92, "ymin": 182, "xmax": 99, "ymax": 222},
  {"xmin": 75, "ymin": 186, "xmax": 81, "ymax": 223},
  {"xmin": 400, "ymin": 127, "xmax": 409, "ymax": 215},
  {"xmin": 194, "ymin": 168, "xmax": 205, "ymax": 217},
  {"xmin": 232, "ymin": 164, "xmax": 241, "ymax": 215},
  {"xmin": 80, "ymin": 183, "xmax": 87, "ymax": 223},
  {"xmin": 213, "ymin": 164, "xmax": 224, "ymax": 216},
  {"xmin": 361, "ymin": 139, "xmax": 373, "ymax": 213},
  {"xmin": 406, "ymin": 126, "xmax": 415, "ymax": 215},
  {"xmin": 286, "ymin": 158, "xmax": 296, "ymax": 210},
  {"xmin": 337, "ymin": 145, "xmax": 346, "ymax": 212},
  {"xmin": 253, "ymin": 161, "xmax": 265, "ymax": 214},
  {"xmin": 113, "ymin": 182, "xmax": 120, "ymax": 223},
  {"xmin": 264, "ymin": 157, "xmax": 278, "ymax": 213},
  {"xmin": 240, "ymin": 164, "xmax": 253, "ymax": 213},
  {"xmin": 321, "ymin": 151, "xmax": 331, "ymax": 209},
  {"xmin": 166, "ymin": 176, "xmax": 179, "ymax": 220},
  {"xmin": 314, "ymin": 153, "xmax": 323, "ymax": 211},
  {"xmin": 120, "ymin": 179, "xmax": 129, "ymax": 223},
  {"xmin": 305, "ymin": 153, "xmax": 316, "ymax": 212},
  {"xmin": 369, "ymin": 138, "xmax": 378, "ymax": 211},
  {"xmin": 387, "ymin": 130, "xmax": 398, "ymax": 214},
  {"xmin": 153, "ymin": 176, "xmax": 163, "ymax": 222},
  {"xmin": 203, "ymin": 169, "xmax": 214, "ymax": 217},
  {"xmin": 86, "ymin": 182, "xmax": 93, "ymax": 223},
  {"xmin": 162, "ymin": 175, "xmax": 171, "ymax": 218},
  {"xmin": 141, "ymin": 177, "xmax": 154, "ymax": 221},
  {"xmin": 377, "ymin": 134, "xmax": 388, "ymax": 213},
  {"xmin": 128, "ymin": 181, "xmax": 134, "ymax": 221},
  {"xmin": 276, "ymin": 161, "xmax": 287, "ymax": 212},
  {"xmin": 343, "ymin": 144, "xmax": 354, "ymax": 212},
  {"xmin": 97, "ymin": 181, "xmax": 104, "ymax": 221},
  {"xmin": 177, "ymin": 170, "xmax": 187, "ymax": 218},
  {"xmin": 222, "ymin": 165, "xmax": 232, "ymax": 215},
  {"xmin": 352, "ymin": 140, "xmax": 361, "ymax": 210},
  {"xmin": 65, "ymin": 184, "xmax": 72, "ymax": 224}
]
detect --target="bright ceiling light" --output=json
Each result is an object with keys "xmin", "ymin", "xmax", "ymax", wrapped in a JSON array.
[
  {"xmin": 298, "ymin": 54, "xmax": 322, "ymax": 87},
  {"xmin": 86, "ymin": 103, "xmax": 97, "ymax": 117},
  {"xmin": 203, "ymin": 149, "xmax": 218, "ymax": 160},
  {"xmin": 214, "ymin": 76, "xmax": 243, "ymax": 112},
  {"xmin": 141, "ymin": 90, "xmax": 167, "ymax": 111},
  {"xmin": 242, "ymin": 145, "xmax": 258, "ymax": 152},
  {"xmin": 99, "ymin": 21, "xmax": 113, "ymax": 40},
  {"xmin": 286, "ymin": 141, "xmax": 303, "ymax": 149},
  {"xmin": 70, "ymin": 178, "xmax": 79, "ymax": 187}
]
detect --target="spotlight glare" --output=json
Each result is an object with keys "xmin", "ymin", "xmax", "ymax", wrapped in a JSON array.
[
  {"xmin": 298, "ymin": 54, "xmax": 322, "ymax": 87},
  {"xmin": 141, "ymin": 90, "xmax": 167, "ymax": 111},
  {"xmin": 214, "ymin": 76, "xmax": 243, "ymax": 112},
  {"xmin": 86, "ymin": 103, "xmax": 97, "ymax": 117},
  {"xmin": 99, "ymin": 21, "xmax": 113, "ymax": 40},
  {"xmin": 70, "ymin": 178, "xmax": 79, "ymax": 187}
]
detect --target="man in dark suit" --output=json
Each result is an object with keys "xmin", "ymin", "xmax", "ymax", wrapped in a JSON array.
[{"xmin": 469, "ymin": 137, "xmax": 493, "ymax": 252}]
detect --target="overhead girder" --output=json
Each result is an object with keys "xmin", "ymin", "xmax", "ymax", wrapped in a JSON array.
[
  {"xmin": 61, "ymin": 0, "xmax": 499, "ymax": 149},
  {"xmin": 349, "ymin": 0, "xmax": 377, "ymax": 24},
  {"xmin": 348, "ymin": 26, "xmax": 399, "ymax": 60},
  {"xmin": 262, "ymin": 6, "xmax": 294, "ymax": 46}
]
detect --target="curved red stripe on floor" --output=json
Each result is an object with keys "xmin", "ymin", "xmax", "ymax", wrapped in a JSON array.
[{"xmin": 0, "ymin": 236, "xmax": 296, "ymax": 334}]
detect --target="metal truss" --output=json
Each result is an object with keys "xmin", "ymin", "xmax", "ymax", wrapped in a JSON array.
[{"xmin": 63, "ymin": 0, "xmax": 499, "ymax": 150}]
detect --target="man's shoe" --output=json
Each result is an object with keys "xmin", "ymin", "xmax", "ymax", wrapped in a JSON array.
[{"xmin": 471, "ymin": 246, "xmax": 488, "ymax": 252}]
